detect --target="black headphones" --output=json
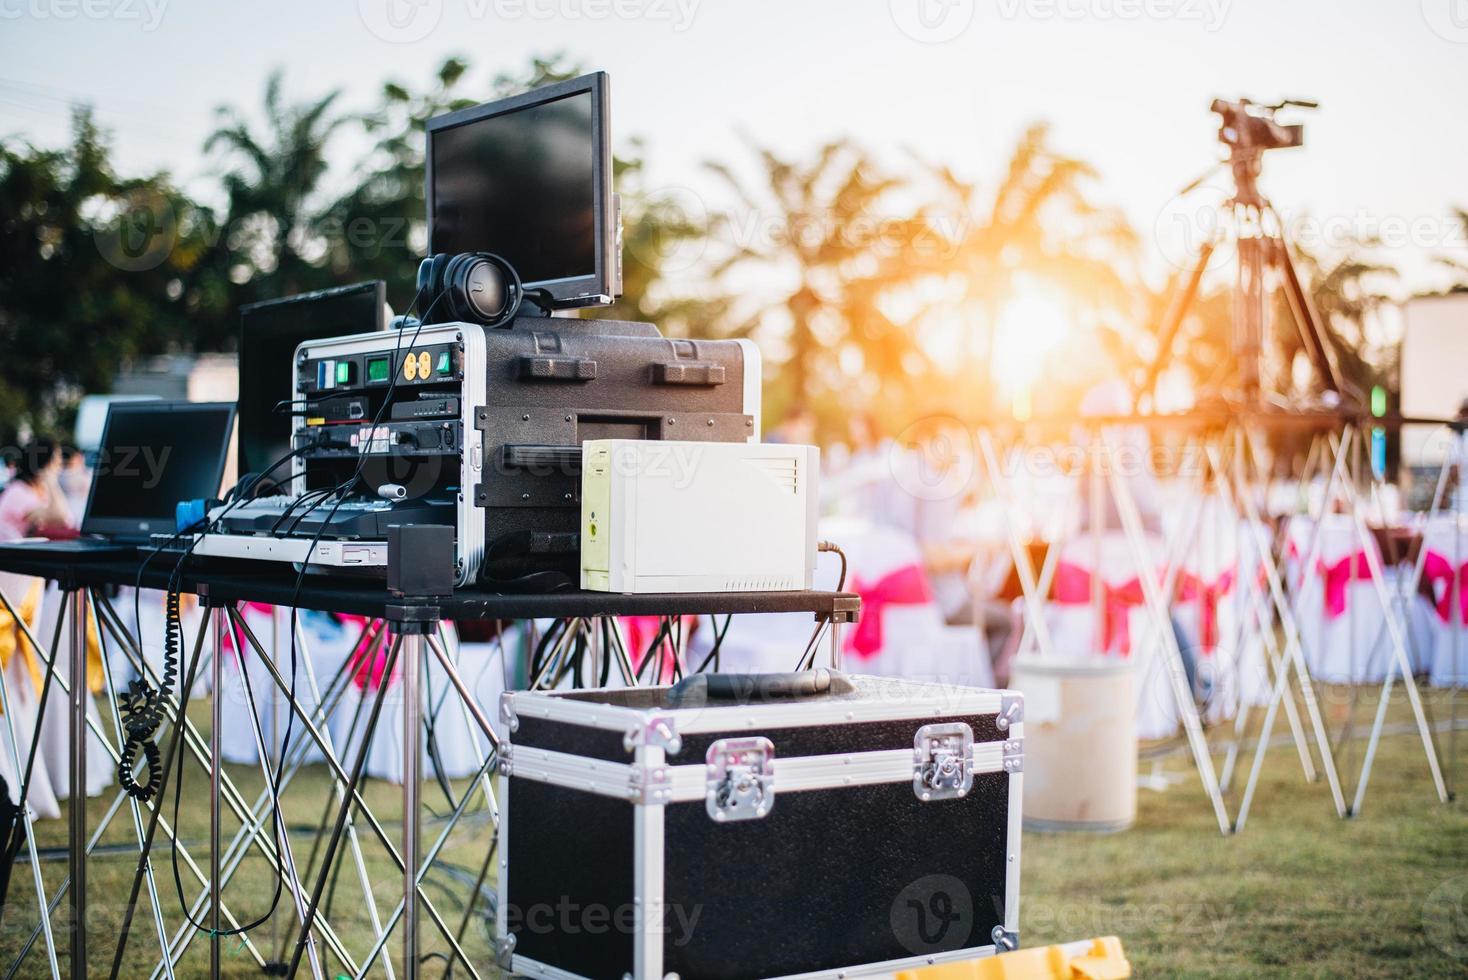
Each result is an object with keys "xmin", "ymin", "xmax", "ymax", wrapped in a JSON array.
[{"xmin": 416, "ymin": 251, "xmax": 526, "ymax": 327}]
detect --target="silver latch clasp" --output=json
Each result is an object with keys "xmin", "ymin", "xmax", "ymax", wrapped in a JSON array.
[
  {"xmin": 914, "ymin": 722, "xmax": 974, "ymax": 801},
  {"xmin": 706, "ymin": 737, "xmax": 774, "ymax": 821}
]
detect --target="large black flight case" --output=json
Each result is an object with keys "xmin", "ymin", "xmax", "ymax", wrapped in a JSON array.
[{"xmin": 496, "ymin": 672, "xmax": 1023, "ymax": 979}]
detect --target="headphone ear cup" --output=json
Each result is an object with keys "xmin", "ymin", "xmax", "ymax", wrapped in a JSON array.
[
  {"xmin": 420, "ymin": 253, "xmax": 452, "ymax": 322},
  {"xmin": 444, "ymin": 253, "xmax": 476, "ymax": 322}
]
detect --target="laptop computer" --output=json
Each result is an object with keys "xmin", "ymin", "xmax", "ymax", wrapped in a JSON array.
[{"xmin": 0, "ymin": 401, "xmax": 236, "ymax": 559}]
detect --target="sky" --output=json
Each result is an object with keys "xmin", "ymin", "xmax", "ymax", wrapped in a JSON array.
[{"xmin": 1, "ymin": 0, "xmax": 1466, "ymax": 293}]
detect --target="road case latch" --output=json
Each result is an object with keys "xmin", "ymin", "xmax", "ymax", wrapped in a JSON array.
[
  {"xmin": 995, "ymin": 692, "xmax": 1023, "ymax": 732},
  {"xmin": 706, "ymin": 737, "xmax": 774, "ymax": 822},
  {"xmin": 914, "ymin": 722, "xmax": 974, "ymax": 801}
]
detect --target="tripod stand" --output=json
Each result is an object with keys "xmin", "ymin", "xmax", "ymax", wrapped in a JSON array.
[{"xmin": 1133, "ymin": 97, "xmax": 1448, "ymax": 821}]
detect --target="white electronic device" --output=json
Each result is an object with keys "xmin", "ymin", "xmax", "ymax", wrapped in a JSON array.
[{"xmin": 580, "ymin": 440, "xmax": 819, "ymax": 594}]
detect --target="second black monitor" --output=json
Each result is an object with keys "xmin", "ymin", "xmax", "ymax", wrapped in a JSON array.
[{"xmin": 426, "ymin": 72, "xmax": 618, "ymax": 310}]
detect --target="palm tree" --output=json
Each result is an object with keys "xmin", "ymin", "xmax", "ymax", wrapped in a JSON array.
[
  {"xmin": 903, "ymin": 123, "xmax": 1141, "ymax": 416},
  {"xmin": 205, "ymin": 70, "xmax": 348, "ymax": 297},
  {"xmin": 703, "ymin": 138, "xmax": 926, "ymax": 425},
  {"xmin": 1433, "ymin": 206, "xmax": 1468, "ymax": 290}
]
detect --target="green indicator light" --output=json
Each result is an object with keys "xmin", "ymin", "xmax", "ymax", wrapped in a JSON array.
[
  {"xmin": 437, "ymin": 351, "xmax": 452, "ymax": 375},
  {"xmin": 1370, "ymin": 385, "xmax": 1386, "ymax": 418},
  {"xmin": 336, "ymin": 361, "xmax": 351, "ymax": 384},
  {"xmin": 366, "ymin": 357, "xmax": 390, "ymax": 383}
]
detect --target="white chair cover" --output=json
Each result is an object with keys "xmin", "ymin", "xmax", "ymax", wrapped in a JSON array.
[
  {"xmin": 0, "ymin": 572, "xmax": 59, "ymax": 819},
  {"xmin": 1422, "ymin": 516, "xmax": 1468, "ymax": 687},
  {"xmin": 1287, "ymin": 515, "xmax": 1436, "ymax": 684}
]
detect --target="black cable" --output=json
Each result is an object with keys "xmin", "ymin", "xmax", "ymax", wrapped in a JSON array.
[
  {"xmin": 819, "ymin": 539, "xmax": 848, "ymax": 592},
  {"xmin": 598, "ymin": 618, "xmax": 613, "ymax": 687},
  {"xmin": 692, "ymin": 615, "xmax": 733, "ymax": 675},
  {"xmin": 120, "ymin": 443, "xmax": 309, "ymax": 803}
]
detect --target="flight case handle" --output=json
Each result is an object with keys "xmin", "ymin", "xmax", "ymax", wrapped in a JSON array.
[{"xmin": 669, "ymin": 669, "xmax": 853, "ymax": 704}]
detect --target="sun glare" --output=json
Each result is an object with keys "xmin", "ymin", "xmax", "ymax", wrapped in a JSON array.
[{"xmin": 992, "ymin": 287, "xmax": 1070, "ymax": 419}]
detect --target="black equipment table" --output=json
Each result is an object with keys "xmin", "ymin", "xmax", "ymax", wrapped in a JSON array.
[{"xmin": 0, "ymin": 543, "xmax": 859, "ymax": 980}]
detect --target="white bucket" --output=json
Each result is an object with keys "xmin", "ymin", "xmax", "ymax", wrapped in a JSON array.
[{"xmin": 1010, "ymin": 655, "xmax": 1137, "ymax": 832}]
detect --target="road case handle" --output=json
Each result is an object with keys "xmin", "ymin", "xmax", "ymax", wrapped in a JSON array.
[{"xmin": 670, "ymin": 669, "xmax": 854, "ymax": 704}]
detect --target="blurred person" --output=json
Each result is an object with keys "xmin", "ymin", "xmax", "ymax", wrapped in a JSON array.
[
  {"xmin": 0, "ymin": 440, "xmax": 70, "ymax": 540},
  {"xmin": 58, "ymin": 446, "xmax": 90, "ymax": 519}
]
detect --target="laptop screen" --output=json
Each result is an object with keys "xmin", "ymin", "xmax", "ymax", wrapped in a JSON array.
[{"xmin": 83, "ymin": 402, "xmax": 237, "ymax": 540}]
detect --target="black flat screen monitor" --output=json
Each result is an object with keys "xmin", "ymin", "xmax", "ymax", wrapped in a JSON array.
[
  {"xmin": 426, "ymin": 72, "xmax": 617, "ymax": 309},
  {"xmin": 84, "ymin": 401, "xmax": 236, "ymax": 540},
  {"xmin": 238, "ymin": 281, "xmax": 386, "ymax": 478}
]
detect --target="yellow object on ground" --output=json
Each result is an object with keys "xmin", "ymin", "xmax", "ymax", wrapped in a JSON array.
[{"xmin": 895, "ymin": 937, "xmax": 1130, "ymax": 980}]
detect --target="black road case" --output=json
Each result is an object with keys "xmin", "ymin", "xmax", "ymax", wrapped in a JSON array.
[{"xmin": 496, "ymin": 673, "xmax": 1023, "ymax": 979}]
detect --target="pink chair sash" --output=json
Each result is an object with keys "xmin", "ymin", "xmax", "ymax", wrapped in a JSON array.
[
  {"xmin": 846, "ymin": 564, "xmax": 932, "ymax": 658},
  {"xmin": 1178, "ymin": 569, "xmax": 1235, "ymax": 652},
  {"xmin": 619, "ymin": 615, "xmax": 696, "ymax": 684},
  {"xmin": 1051, "ymin": 561, "xmax": 1146, "ymax": 654},
  {"xmin": 1317, "ymin": 552, "xmax": 1373, "ymax": 619},
  {"xmin": 1423, "ymin": 553, "xmax": 1468, "ymax": 624}
]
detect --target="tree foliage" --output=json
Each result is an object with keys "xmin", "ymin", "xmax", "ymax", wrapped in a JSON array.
[{"xmin": 0, "ymin": 58, "xmax": 1454, "ymax": 445}]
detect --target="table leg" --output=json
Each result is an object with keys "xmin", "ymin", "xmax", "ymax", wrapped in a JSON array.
[
  {"xmin": 401, "ymin": 630, "xmax": 422, "ymax": 976},
  {"xmin": 67, "ymin": 588, "xmax": 87, "ymax": 977},
  {"xmin": 210, "ymin": 606, "xmax": 224, "ymax": 979}
]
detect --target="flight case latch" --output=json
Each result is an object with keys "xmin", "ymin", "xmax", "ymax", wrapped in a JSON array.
[
  {"xmin": 706, "ymin": 737, "xmax": 774, "ymax": 822},
  {"xmin": 914, "ymin": 722, "xmax": 974, "ymax": 802}
]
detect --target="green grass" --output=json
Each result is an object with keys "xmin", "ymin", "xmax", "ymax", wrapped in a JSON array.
[{"xmin": 4, "ymin": 688, "xmax": 1466, "ymax": 977}]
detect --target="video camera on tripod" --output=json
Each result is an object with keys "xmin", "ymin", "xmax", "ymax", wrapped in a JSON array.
[{"xmin": 1210, "ymin": 97, "xmax": 1315, "ymax": 155}]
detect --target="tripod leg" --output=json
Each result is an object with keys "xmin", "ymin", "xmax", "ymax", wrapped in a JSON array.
[
  {"xmin": 1274, "ymin": 232, "xmax": 1347, "ymax": 398},
  {"xmin": 1140, "ymin": 241, "xmax": 1215, "ymax": 405}
]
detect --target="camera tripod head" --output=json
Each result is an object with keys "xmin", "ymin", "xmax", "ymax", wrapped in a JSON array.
[{"xmin": 1211, "ymin": 97, "xmax": 1317, "ymax": 207}]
